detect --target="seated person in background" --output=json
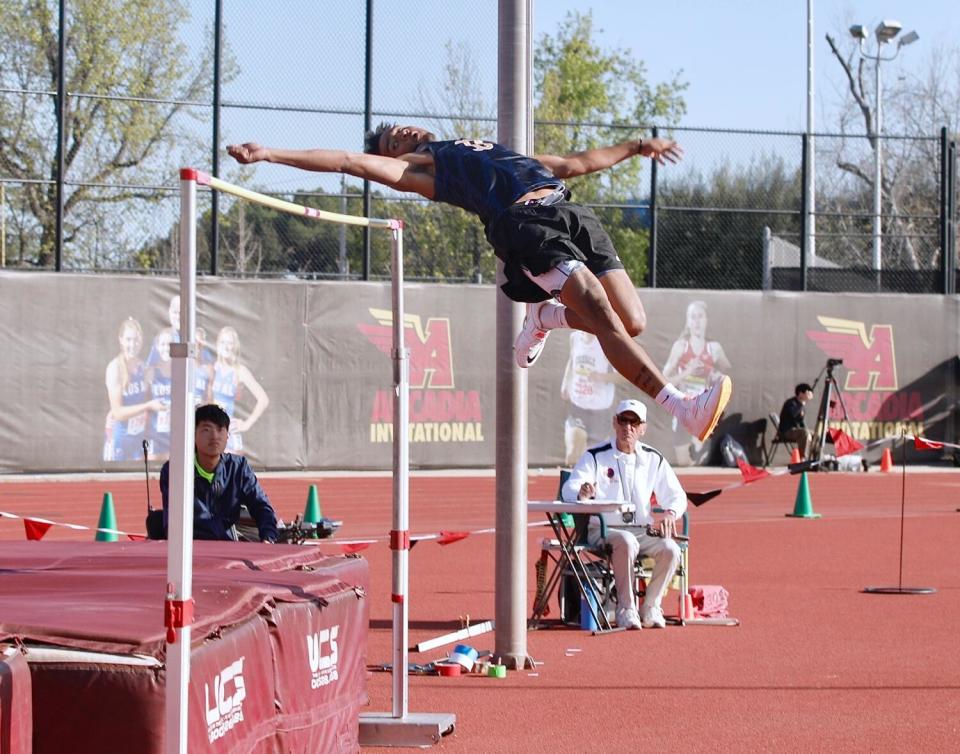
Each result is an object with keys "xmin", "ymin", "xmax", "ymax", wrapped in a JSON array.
[
  {"xmin": 562, "ymin": 398, "xmax": 686, "ymax": 630},
  {"xmin": 160, "ymin": 403, "xmax": 278, "ymax": 543},
  {"xmin": 778, "ymin": 383, "xmax": 815, "ymax": 460}
]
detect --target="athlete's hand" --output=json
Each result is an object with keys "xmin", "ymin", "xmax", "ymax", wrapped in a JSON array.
[
  {"xmin": 227, "ymin": 143, "xmax": 270, "ymax": 165},
  {"xmin": 639, "ymin": 137, "xmax": 683, "ymax": 165}
]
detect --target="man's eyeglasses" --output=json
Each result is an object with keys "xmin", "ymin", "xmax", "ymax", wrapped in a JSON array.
[{"xmin": 616, "ymin": 414, "xmax": 644, "ymax": 427}]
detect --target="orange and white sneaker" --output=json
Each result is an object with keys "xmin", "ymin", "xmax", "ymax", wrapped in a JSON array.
[
  {"xmin": 677, "ymin": 375, "xmax": 733, "ymax": 441},
  {"xmin": 514, "ymin": 302, "xmax": 550, "ymax": 368}
]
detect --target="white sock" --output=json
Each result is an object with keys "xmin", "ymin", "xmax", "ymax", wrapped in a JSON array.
[
  {"xmin": 656, "ymin": 384, "xmax": 686, "ymax": 415},
  {"xmin": 537, "ymin": 301, "xmax": 568, "ymax": 330}
]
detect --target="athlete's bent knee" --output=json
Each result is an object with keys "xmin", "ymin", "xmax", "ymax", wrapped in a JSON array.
[{"xmin": 620, "ymin": 306, "xmax": 647, "ymax": 337}]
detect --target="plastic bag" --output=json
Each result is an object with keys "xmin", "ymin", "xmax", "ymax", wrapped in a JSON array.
[{"xmin": 720, "ymin": 434, "xmax": 748, "ymax": 468}]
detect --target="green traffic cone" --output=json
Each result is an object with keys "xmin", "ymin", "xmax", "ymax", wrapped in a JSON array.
[
  {"xmin": 95, "ymin": 491, "xmax": 120, "ymax": 541},
  {"xmin": 303, "ymin": 485, "xmax": 322, "ymax": 537},
  {"xmin": 786, "ymin": 472, "xmax": 821, "ymax": 519}
]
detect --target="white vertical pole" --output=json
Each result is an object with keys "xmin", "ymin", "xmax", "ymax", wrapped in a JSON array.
[
  {"xmin": 806, "ymin": 0, "xmax": 816, "ymax": 264},
  {"xmin": 166, "ymin": 170, "xmax": 198, "ymax": 754},
  {"xmin": 390, "ymin": 224, "xmax": 409, "ymax": 717},
  {"xmin": 873, "ymin": 57, "xmax": 883, "ymax": 274}
]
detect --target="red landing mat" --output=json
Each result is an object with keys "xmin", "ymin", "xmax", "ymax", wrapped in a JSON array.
[{"xmin": 0, "ymin": 541, "xmax": 369, "ymax": 754}]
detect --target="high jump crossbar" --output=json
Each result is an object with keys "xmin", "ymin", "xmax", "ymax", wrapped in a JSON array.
[{"xmin": 167, "ymin": 169, "xmax": 452, "ymax": 753}]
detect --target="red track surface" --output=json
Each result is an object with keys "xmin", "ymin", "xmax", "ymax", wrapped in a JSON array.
[{"xmin": 2, "ymin": 470, "xmax": 958, "ymax": 752}]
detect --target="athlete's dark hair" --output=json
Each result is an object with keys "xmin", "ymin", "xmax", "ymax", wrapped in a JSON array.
[
  {"xmin": 795, "ymin": 383, "xmax": 813, "ymax": 395},
  {"xmin": 195, "ymin": 403, "xmax": 230, "ymax": 429},
  {"xmin": 363, "ymin": 121, "xmax": 395, "ymax": 154}
]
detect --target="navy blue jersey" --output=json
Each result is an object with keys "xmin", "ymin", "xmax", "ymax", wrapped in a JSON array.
[{"xmin": 419, "ymin": 139, "xmax": 562, "ymax": 225}]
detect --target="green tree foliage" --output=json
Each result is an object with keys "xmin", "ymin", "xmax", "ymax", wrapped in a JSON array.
[
  {"xmin": 657, "ymin": 156, "xmax": 802, "ymax": 289},
  {"xmin": 534, "ymin": 11, "xmax": 686, "ymax": 284},
  {"xmin": 0, "ymin": 0, "xmax": 214, "ymax": 267},
  {"xmin": 143, "ymin": 12, "xmax": 687, "ymax": 283}
]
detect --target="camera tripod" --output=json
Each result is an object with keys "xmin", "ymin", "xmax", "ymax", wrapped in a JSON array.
[{"xmin": 809, "ymin": 359, "xmax": 852, "ymax": 467}]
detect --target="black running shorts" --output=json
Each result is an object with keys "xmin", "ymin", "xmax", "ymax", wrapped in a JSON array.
[{"xmin": 485, "ymin": 202, "xmax": 625, "ymax": 303}]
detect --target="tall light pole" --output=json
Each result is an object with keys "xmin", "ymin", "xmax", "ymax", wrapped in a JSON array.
[
  {"xmin": 806, "ymin": 0, "xmax": 816, "ymax": 266},
  {"xmin": 849, "ymin": 21, "xmax": 918, "ymax": 280}
]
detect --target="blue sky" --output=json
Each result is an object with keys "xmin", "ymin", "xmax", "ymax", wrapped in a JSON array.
[
  {"xmin": 204, "ymin": 1, "xmax": 957, "ymax": 194},
  {"xmin": 537, "ymin": 1, "xmax": 956, "ymax": 131}
]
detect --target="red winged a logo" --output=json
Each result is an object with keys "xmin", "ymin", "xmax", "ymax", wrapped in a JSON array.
[
  {"xmin": 358, "ymin": 308, "xmax": 454, "ymax": 389},
  {"xmin": 806, "ymin": 316, "xmax": 898, "ymax": 391}
]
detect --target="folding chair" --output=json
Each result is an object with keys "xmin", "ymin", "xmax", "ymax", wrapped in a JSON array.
[
  {"xmin": 530, "ymin": 471, "xmax": 618, "ymax": 631},
  {"xmin": 764, "ymin": 412, "xmax": 797, "ymax": 467},
  {"xmin": 632, "ymin": 508, "xmax": 690, "ymax": 624}
]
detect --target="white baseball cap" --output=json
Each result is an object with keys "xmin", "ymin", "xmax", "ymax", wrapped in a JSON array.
[{"xmin": 615, "ymin": 398, "xmax": 647, "ymax": 422}]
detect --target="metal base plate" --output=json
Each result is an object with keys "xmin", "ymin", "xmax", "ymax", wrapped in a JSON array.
[
  {"xmin": 862, "ymin": 586, "xmax": 936, "ymax": 595},
  {"xmin": 359, "ymin": 711, "xmax": 456, "ymax": 748}
]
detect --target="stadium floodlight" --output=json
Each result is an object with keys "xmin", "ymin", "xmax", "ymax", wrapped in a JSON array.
[
  {"xmin": 849, "ymin": 24, "xmax": 869, "ymax": 41},
  {"xmin": 898, "ymin": 30, "xmax": 919, "ymax": 48},
  {"xmin": 849, "ymin": 19, "xmax": 918, "ymax": 288},
  {"xmin": 875, "ymin": 20, "xmax": 902, "ymax": 44}
]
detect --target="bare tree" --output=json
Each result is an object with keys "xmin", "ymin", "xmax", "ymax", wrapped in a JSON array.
[{"xmin": 824, "ymin": 33, "xmax": 959, "ymax": 270}]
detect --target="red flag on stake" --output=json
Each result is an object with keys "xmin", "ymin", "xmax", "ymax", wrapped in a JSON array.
[
  {"xmin": 736, "ymin": 459, "xmax": 770, "ymax": 484},
  {"xmin": 341, "ymin": 542, "xmax": 371, "ymax": 554},
  {"xmin": 914, "ymin": 436, "xmax": 943, "ymax": 451},
  {"xmin": 827, "ymin": 428, "xmax": 864, "ymax": 457},
  {"xmin": 436, "ymin": 531, "xmax": 469, "ymax": 546},
  {"xmin": 127, "ymin": 533, "xmax": 147, "ymax": 541},
  {"xmin": 24, "ymin": 519, "xmax": 52, "ymax": 541}
]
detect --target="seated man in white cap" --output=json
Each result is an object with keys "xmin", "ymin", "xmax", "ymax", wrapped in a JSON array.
[{"xmin": 562, "ymin": 398, "xmax": 686, "ymax": 630}]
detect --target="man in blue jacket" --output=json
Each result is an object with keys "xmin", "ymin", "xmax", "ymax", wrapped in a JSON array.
[{"xmin": 160, "ymin": 403, "xmax": 279, "ymax": 543}]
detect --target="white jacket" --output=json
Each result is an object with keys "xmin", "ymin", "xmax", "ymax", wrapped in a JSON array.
[{"xmin": 562, "ymin": 438, "xmax": 687, "ymax": 528}]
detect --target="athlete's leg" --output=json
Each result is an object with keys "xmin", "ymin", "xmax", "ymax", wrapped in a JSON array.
[
  {"xmin": 558, "ymin": 267, "xmax": 732, "ymax": 442},
  {"xmin": 557, "ymin": 266, "xmax": 666, "ymax": 396},
  {"xmin": 597, "ymin": 269, "xmax": 646, "ymax": 337}
]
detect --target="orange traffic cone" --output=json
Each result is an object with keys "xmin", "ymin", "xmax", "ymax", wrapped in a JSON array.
[
  {"xmin": 880, "ymin": 447, "xmax": 894, "ymax": 473},
  {"xmin": 789, "ymin": 448, "xmax": 802, "ymax": 465},
  {"xmin": 682, "ymin": 592, "xmax": 697, "ymax": 621}
]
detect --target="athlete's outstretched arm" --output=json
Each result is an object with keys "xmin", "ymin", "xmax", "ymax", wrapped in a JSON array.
[
  {"xmin": 226, "ymin": 143, "xmax": 435, "ymax": 199},
  {"xmin": 535, "ymin": 137, "xmax": 683, "ymax": 180}
]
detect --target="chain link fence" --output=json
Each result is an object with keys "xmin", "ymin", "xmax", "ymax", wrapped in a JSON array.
[{"xmin": 1, "ymin": 1, "xmax": 957, "ymax": 292}]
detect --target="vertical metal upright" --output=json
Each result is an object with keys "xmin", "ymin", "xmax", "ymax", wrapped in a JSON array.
[
  {"xmin": 54, "ymin": 0, "xmax": 66, "ymax": 271},
  {"xmin": 210, "ymin": 0, "xmax": 223, "ymax": 275},
  {"xmin": 940, "ymin": 128, "xmax": 957, "ymax": 295},
  {"xmin": 357, "ymin": 221, "xmax": 455, "ymax": 747},
  {"xmin": 362, "ymin": 0, "xmax": 374, "ymax": 280},
  {"xmin": 805, "ymin": 0, "xmax": 817, "ymax": 266},
  {"xmin": 165, "ymin": 170, "xmax": 199, "ymax": 753},
  {"xmin": 390, "ymin": 226, "xmax": 409, "ymax": 716},
  {"xmin": 800, "ymin": 134, "xmax": 809, "ymax": 292},
  {"xmin": 648, "ymin": 125, "xmax": 659, "ymax": 289},
  {"xmin": 872, "ymin": 56, "xmax": 883, "ymax": 289},
  {"xmin": 493, "ymin": 0, "xmax": 532, "ymax": 671}
]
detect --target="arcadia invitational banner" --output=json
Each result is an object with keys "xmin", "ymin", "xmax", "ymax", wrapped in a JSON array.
[{"xmin": 0, "ymin": 272, "xmax": 957, "ymax": 472}]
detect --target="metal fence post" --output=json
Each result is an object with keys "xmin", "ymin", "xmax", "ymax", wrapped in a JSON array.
[
  {"xmin": 948, "ymin": 138, "xmax": 958, "ymax": 295},
  {"xmin": 939, "ymin": 127, "xmax": 949, "ymax": 294},
  {"xmin": 800, "ymin": 133, "xmax": 808, "ymax": 292},
  {"xmin": 362, "ymin": 0, "xmax": 374, "ymax": 280},
  {"xmin": 54, "ymin": 0, "xmax": 66, "ymax": 271},
  {"xmin": 762, "ymin": 226, "xmax": 772, "ymax": 291},
  {"xmin": 211, "ymin": 0, "xmax": 223, "ymax": 276},
  {"xmin": 648, "ymin": 125, "xmax": 658, "ymax": 288}
]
